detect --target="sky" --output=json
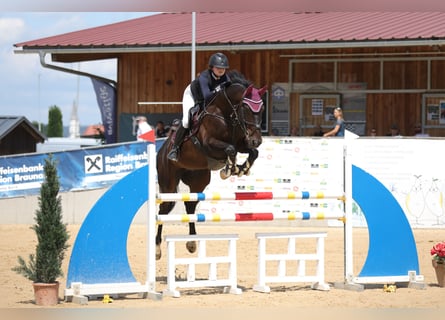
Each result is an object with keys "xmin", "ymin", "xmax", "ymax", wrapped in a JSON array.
[
  {"xmin": 0, "ymin": 12, "xmax": 155, "ymax": 128},
  {"xmin": 2, "ymin": 4, "xmax": 445, "ymax": 131}
]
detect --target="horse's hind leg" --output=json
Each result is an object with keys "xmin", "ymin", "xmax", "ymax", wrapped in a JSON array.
[
  {"xmin": 156, "ymin": 201, "xmax": 175, "ymax": 260},
  {"xmin": 182, "ymin": 169, "xmax": 211, "ymax": 254},
  {"xmin": 184, "ymin": 201, "xmax": 199, "ymax": 254}
]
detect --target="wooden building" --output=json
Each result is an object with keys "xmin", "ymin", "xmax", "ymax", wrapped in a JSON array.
[
  {"xmin": 14, "ymin": 12, "xmax": 445, "ymax": 140},
  {"xmin": 0, "ymin": 116, "xmax": 46, "ymax": 155}
]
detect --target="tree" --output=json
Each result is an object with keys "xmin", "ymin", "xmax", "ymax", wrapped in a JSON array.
[
  {"xmin": 46, "ymin": 105, "xmax": 63, "ymax": 137},
  {"xmin": 12, "ymin": 154, "xmax": 69, "ymax": 283},
  {"xmin": 31, "ymin": 121, "xmax": 46, "ymax": 134}
]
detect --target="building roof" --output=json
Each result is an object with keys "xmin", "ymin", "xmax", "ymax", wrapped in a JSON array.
[
  {"xmin": 82, "ymin": 124, "xmax": 104, "ymax": 137},
  {"xmin": 14, "ymin": 12, "xmax": 445, "ymax": 52},
  {"xmin": 0, "ymin": 116, "xmax": 46, "ymax": 142}
]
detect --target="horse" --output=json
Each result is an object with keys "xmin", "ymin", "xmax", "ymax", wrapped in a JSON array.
[{"xmin": 155, "ymin": 71, "xmax": 267, "ymax": 259}]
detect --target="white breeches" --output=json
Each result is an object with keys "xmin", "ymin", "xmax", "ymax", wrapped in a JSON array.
[{"xmin": 181, "ymin": 84, "xmax": 195, "ymax": 129}]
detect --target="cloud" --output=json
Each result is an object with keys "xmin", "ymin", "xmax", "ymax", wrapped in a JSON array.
[
  {"xmin": 0, "ymin": 17, "xmax": 25, "ymax": 46},
  {"xmin": 0, "ymin": 13, "xmax": 150, "ymax": 128}
]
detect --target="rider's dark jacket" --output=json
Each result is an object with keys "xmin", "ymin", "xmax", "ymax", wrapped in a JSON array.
[{"xmin": 190, "ymin": 69, "xmax": 231, "ymax": 105}]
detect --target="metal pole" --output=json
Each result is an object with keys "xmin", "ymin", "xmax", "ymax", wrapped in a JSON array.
[{"xmin": 191, "ymin": 12, "xmax": 196, "ymax": 81}]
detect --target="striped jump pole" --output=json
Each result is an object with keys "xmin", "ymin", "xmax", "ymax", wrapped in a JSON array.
[
  {"xmin": 157, "ymin": 191, "xmax": 345, "ymax": 202},
  {"xmin": 157, "ymin": 211, "xmax": 345, "ymax": 224}
]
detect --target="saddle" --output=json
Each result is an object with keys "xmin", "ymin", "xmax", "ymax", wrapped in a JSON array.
[{"xmin": 169, "ymin": 102, "xmax": 205, "ymax": 143}]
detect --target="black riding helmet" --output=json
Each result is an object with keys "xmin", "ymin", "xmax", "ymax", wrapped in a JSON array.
[{"xmin": 208, "ymin": 52, "xmax": 229, "ymax": 69}]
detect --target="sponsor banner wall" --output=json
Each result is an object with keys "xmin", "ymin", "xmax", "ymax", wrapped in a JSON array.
[
  {"xmin": 0, "ymin": 142, "xmax": 152, "ymax": 199},
  {"xmin": 199, "ymin": 138, "xmax": 346, "ymax": 223},
  {"xmin": 351, "ymin": 138, "xmax": 445, "ymax": 228},
  {"xmin": 198, "ymin": 137, "xmax": 445, "ymax": 229}
]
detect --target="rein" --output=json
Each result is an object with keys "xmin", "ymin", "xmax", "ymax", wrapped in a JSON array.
[{"xmin": 200, "ymin": 83, "xmax": 250, "ymax": 138}]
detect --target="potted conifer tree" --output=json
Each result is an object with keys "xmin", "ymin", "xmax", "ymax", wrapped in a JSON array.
[{"xmin": 12, "ymin": 154, "xmax": 69, "ymax": 306}]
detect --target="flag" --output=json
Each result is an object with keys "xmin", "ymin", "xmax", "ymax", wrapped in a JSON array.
[
  {"xmin": 91, "ymin": 78, "xmax": 117, "ymax": 144},
  {"xmin": 138, "ymin": 130, "xmax": 155, "ymax": 142}
]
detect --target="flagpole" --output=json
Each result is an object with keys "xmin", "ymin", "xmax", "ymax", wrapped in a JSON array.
[{"xmin": 191, "ymin": 12, "xmax": 196, "ymax": 81}]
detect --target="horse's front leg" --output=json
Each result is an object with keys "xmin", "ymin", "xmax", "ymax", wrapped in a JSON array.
[
  {"xmin": 202, "ymin": 137, "xmax": 238, "ymax": 179},
  {"xmin": 220, "ymin": 145, "xmax": 238, "ymax": 179},
  {"xmin": 185, "ymin": 201, "xmax": 198, "ymax": 254},
  {"xmin": 236, "ymin": 148, "xmax": 259, "ymax": 177}
]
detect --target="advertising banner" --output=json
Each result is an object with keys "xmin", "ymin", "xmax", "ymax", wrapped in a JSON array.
[
  {"xmin": 0, "ymin": 142, "xmax": 152, "ymax": 199},
  {"xmin": 91, "ymin": 78, "xmax": 117, "ymax": 144}
]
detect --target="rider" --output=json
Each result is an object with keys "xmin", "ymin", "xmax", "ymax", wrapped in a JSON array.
[{"xmin": 167, "ymin": 52, "xmax": 231, "ymax": 162}]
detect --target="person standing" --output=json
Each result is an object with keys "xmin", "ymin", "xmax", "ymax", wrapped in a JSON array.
[
  {"xmin": 167, "ymin": 52, "xmax": 231, "ymax": 162},
  {"xmin": 155, "ymin": 120, "xmax": 167, "ymax": 138},
  {"xmin": 323, "ymin": 107, "xmax": 345, "ymax": 137},
  {"xmin": 135, "ymin": 116, "xmax": 153, "ymax": 141}
]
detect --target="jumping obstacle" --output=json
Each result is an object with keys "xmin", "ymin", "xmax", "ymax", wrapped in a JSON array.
[
  {"xmin": 149, "ymin": 143, "xmax": 343, "ymax": 295},
  {"xmin": 157, "ymin": 191, "xmax": 343, "ymax": 201},
  {"xmin": 342, "ymin": 138, "xmax": 424, "ymax": 289},
  {"xmin": 253, "ymin": 232, "xmax": 329, "ymax": 293},
  {"xmin": 163, "ymin": 234, "xmax": 241, "ymax": 297},
  {"xmin": 64, "ymin": 165, "xmax": 153, "ymax": 301},
  {"xmin": 64, "ymin": 137, "xmax": 425, "ymax": 302},
  {"xmin": 156, "ymin": 191, "xmax": 345, "ymax": 223},
  {"xmin": 157, "ymin": 211, "xmax": 344, "ymax": 223}
]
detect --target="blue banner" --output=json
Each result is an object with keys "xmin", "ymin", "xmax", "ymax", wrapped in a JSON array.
[
  {"xmin": 0, "ymin": 141, "xmax": 164, "ymax": 199},
  {"xmin": 91, "ymin": 78, "xmax": 117, "ymax": 144}
]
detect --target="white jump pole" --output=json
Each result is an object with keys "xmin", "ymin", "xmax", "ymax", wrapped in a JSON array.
[
  {"xmin": 146, "ymin": 143, "xmax": 160, "ymax": 298},
  {"xmin": 341, "ymin": 130, "xmax": 362, "ymax": 289},
  {"xmin": 344, "ymin": 143, "xmax": 354, "ymax": 283}
]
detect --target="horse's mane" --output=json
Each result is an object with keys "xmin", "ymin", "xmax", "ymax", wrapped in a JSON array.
[{"xmin": 227, "ymin": 70, "xmax": 252, "ymax": 88}]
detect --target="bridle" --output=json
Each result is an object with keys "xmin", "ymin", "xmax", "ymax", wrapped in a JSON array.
[{"xmin": 201, "ymin": 83, "xmax": 263, "ymax": 141}]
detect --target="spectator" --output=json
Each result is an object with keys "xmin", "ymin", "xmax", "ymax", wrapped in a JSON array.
[
  {"xmin": 270, "ymin": 128, "xmax": 279, "ymax": 136},
  {"xmin": 323, "ymin": 107, "xmax": 345, "ymax": 137},
  {"xmin": 386, "ymin": 124, "xmax": 401, "ymax": 137},
  {"xmin": 414, "ymin": 123, "xmax": 429, "ymax": 137},
  {"xmin": 135, "ymin": 116, "xmax": 153, "ymax": 141},
  {"xmin": 289, "ymin": 126, "xmax": 299, "ymax": 136},
  {"xmin": 155, "ymin": 121, "xmax": 168, "ymax": 138}
]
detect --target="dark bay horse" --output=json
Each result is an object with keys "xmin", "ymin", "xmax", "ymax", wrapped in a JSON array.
[{"xmin": 155, "ymin": 71, "xmax": 267, "ymax": 259}]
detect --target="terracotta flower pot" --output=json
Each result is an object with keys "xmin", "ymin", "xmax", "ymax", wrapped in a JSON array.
[
  {"xmin": 432, "ymin": 260, "xmax": 445, "ymax": 288},
  {"xmin": 33, "ymin": 282, "xmax": 60, "ymax": 306}
]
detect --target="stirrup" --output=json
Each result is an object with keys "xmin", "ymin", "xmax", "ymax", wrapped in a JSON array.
[{"xmin": 167, "ymin": 148, "xmax": 179, "ymax": 162}]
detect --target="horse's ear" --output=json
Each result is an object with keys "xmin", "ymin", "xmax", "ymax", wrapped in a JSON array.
[
  {"xmin": 258, "ymin": 85, "xmax": 268, "ymax": 97},
  {"xmin": 244, "ymin": 84, "xmax": 253, "ymax": 97}
]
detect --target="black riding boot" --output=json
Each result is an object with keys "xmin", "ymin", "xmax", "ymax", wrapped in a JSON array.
[{"xmin": 167, "ymin": 124, "xmax": 187, "ymax": 162}]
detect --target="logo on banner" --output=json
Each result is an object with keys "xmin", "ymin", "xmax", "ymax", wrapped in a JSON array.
[
  {"xmin": 272, "ymin": 86, "xmax": 285, "ymax": 100},
  {"xmin": 84, "ymin": 154, "xmax": 103, "ymax": 173}
]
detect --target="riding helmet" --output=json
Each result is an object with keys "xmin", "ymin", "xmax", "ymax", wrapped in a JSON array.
[{"xmin": 208, "ymin": 52, "xmax": 229, "ymax": 69}]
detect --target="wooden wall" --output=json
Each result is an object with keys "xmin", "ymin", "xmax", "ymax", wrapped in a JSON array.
[
  {"xmin": 0, "ymin": 126, "xmax": 39, "ymax": 156},
  {"xmin": 115, "ymin": 46, "xmax": 445, "ymax": 138}
]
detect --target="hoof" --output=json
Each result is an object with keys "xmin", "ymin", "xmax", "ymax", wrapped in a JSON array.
[
  {"xmin": 235, "ymin": 165, "xmax": 246, "ymax": 177},
  {"xmin": 156, "ymin": 245, "xmax": 161, "ymax": 260},
  {"xmin": 220, "ymin": 169, "xmax": 230, "ymax": 180},
  {"xmin": 186, "ymin": 241, "xmax": 197, "ymax": 254}
]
